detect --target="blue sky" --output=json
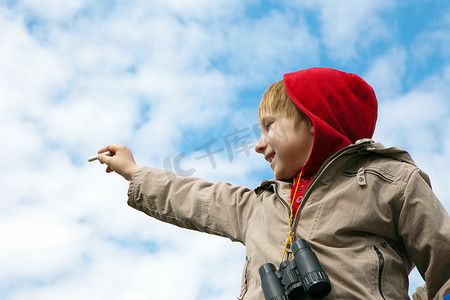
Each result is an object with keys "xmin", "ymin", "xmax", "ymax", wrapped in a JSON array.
[{"xmin": 1, "ymin": 0, "xmax": 449, "ymax": 299}]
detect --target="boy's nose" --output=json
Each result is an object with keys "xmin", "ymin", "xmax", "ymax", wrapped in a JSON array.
[{"xmin": 255, "ymin": 136, "xmax": 266, "ymax": 154}]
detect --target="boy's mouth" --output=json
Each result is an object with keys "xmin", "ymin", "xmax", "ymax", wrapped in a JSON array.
[{"xmin": 265, "ymin": 153, "xmax": 275, "ymax": 164}]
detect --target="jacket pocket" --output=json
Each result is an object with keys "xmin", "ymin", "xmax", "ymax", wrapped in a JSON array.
[
  {"xmin": 364, "ymin": 169, "xmax": 394, "ymax": 183},
  {"xmin": 237, "ymin": 256, "xmax": 249, "ymax": 300},
  {"xmin": 342, "ymin": 168, "xmax": 394, "ymax": 185},
  {"xmin": 373, "ymin": 246, "xmax": 387, "ymax": 300}
]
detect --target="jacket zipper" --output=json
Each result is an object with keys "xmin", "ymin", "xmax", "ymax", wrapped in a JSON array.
[
  {"xmin": 273, "ymin": 181, "xmax": 290, "ymax": 211},
  {"xmin": 237, "ymin": 256, "xmax": 249, "ymax": 299},
  {"xmin": 373, "ymin": 246, "xmax": 386, "ymax": 300},
  {"xmin": 272, "ymin": 183, "xmax": 296, "ymax": 251}
]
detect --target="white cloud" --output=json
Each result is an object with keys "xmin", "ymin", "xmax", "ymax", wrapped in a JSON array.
[
  {"xmin": 412, "ymin": 10, "xmax": 450, "ymax": 65},
  {"xmin": 161, "ymin": 0, "xmax": 244, "ymax": 22},
  {"xmin": 11, "ymin": 0, "xmax": 84, "ymax": 21},
  {"xmin": 213, "ymin": 10, "xmax": 320, "ymax": 81},
  {"xmin": 290, "ymin": 0, "xmax": 396, "ymax": 61},
  {"xmin": 364, "ymin": 47, "xmax": 407, "ymax": 100}
]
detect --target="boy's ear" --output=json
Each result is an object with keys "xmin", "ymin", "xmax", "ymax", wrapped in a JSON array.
[{"xmin": 309, "ymin": 121, "xmax": 314, "ymax": 135}]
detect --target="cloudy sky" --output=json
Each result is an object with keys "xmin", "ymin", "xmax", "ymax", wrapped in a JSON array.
[{"xmin": 1, "ymin": 0, "xmax": 449, "ymax": 299}]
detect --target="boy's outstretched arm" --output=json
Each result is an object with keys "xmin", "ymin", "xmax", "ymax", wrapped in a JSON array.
[{"xmin": 96, "ymin": 144, "xmax": 140, "ymax": 181}]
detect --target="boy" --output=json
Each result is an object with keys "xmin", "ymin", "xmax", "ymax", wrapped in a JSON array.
[{"xmin": 97, "ymin": 68, "xmax": 450, "ymax": 299}]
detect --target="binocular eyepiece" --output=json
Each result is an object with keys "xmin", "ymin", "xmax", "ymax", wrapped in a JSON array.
[{"xmin": 259, "ymin": 240, "xmax": 331, "ymax": 299}]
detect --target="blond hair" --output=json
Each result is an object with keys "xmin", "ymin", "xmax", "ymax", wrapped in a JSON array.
[{"xmin": 258, "ymin": 80, "xmax": 304, "ymax": 123}]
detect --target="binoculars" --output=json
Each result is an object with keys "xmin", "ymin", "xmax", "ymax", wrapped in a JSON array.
[{"xmin": 259, "ymin": 240, "xmax": 331, "ymax": 299}]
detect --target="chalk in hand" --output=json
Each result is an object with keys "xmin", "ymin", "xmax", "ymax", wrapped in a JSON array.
[{"xmin": 88, "ymin": 151, "xmax": 112, "ymax": 162}]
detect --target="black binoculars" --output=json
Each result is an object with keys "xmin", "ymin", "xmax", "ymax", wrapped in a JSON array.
[{"xmin": 258, "ymin": 239, "xmax": 331, "ymax": 299}]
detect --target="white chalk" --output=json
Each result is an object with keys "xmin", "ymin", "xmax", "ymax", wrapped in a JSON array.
[{"xmin": 88, "ymin": 151, "xmax": 111, "ymax": 162}]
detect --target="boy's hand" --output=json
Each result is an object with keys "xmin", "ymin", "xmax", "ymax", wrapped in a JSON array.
[{"xmin": 97, "ymin": 144, "xmax": 140, "ymax": 181}]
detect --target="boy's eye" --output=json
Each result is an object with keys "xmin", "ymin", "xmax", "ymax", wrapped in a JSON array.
[
  {"xmin": 259, "ymin": 117, "xmax": 275, "ymax": 132},
  {"xmin": 265, "ymin": 121, "xmax": 274, "ymax": 129}
]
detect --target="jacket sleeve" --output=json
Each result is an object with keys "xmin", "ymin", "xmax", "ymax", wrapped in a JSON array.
[
  {"xmin": 127, "ymin": 167, "xmax": 256, "ymax": 243},
  {"xmin": 398, "ymin": 169, "xmax": 450, "ymax": 300}
]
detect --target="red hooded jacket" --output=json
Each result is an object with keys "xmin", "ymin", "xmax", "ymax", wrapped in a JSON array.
[{"xmin": 283, "ymin": 68, "xmax": 378, "ymax": 214}]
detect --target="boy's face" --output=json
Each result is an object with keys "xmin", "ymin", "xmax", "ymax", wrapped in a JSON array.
[{"xmin": 255, "ymin": 113, "xmax": 314, "ymax": 180}]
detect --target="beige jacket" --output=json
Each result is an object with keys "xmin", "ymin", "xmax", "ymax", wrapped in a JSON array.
[{"xmin": 128, "ymin": 140, "xmax": 450, "ymax": 299}]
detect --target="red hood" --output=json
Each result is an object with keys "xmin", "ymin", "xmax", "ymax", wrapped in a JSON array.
[{"xmin": 283, "ymin": 68, "xmax": 378, "ymax": 177}]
